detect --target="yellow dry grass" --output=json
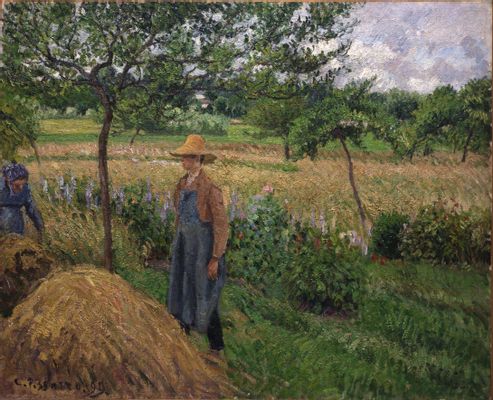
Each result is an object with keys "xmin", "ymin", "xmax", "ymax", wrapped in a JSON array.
[
  {"xmin": 20, "ymin": 141, "xmax": 491, "ymax": 233},
  {"xmin": 0, "ymin": 234, "xmax": 54, "ymax": 315},
  {"xmin": 0, "ymin": 265, "xmax": 236, "ymax": 399}
]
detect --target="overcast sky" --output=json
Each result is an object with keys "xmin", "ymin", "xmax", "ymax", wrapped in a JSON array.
[{"xmin": 335, "ymin": 1, "xmax": 492, "ymax": 93}]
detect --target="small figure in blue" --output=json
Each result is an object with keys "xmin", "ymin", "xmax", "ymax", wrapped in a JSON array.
[
  {"xmin": 0, "ymin": 162, "xmax": 44, "ymax": 241},
  {"xmin": 167, "ymin": 134, "xmax": 229, "ymax": 355}
]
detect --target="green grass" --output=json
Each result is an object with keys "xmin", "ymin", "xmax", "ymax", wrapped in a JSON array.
[
  {"xmin": 115, "ymin": 259, "xmax": 489, "ymax": 399},
  {"xmin": 38, "ymin": 118, "xmax": 393, "ymax": 152},
  {"xmin": 38, "ymin": 118, "xmax": 285, "ymax": 145},
  {"xmin": 323, "ymin": 131, "xmax": 393, "ymax": 153}
]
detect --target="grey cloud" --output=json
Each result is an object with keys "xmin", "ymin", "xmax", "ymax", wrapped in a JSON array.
[{"xmin": 337, "ymin": 2, "xmax": 492, "ymax": 93}]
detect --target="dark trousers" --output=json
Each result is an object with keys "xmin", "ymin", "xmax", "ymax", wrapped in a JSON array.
[{"xmin": 176, "ymin": 308, "xmax": 224, "ymax": 351}]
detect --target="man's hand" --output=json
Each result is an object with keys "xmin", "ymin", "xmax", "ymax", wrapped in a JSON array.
[{"xmin": 207, "ymin": 258, "xmax": 219, "ymax": 280}]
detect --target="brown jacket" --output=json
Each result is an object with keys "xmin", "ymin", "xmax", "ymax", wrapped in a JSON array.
[{"xmin": 173, "ymin": 169, "xmax": 229, "ymax": 258}]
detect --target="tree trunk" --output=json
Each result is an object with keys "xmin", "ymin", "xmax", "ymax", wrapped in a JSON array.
[
  {"xmin": 461, "ymin": 130, "xmax": 474, "ymax": 163},
  {"xmin": 99, "ymin": 105, "xmax": 114, "ymax": 272},
  {"xmin": 28, "ymin": 138, "xmax": 41, "ymax": 167},
  {"xmin": 130, "ymin": 126, "xmax": 141, "ymax": 146},
  {"xmin": 408, "ymin": 142, "xmax": 417, "ymax": 162},
  {"xmin": 283, "ymin": 135, "xmax": 290, "ymax": 161},
  {"xmin": 339, "ymin": 136, "xmax": 368, "ymax": 237},
  {"xmin": 491, "ymin": 177, "xmax": 493, "ymax": 400}
]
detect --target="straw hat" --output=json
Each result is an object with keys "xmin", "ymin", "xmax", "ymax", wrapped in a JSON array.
[{"xmin": 169, "ymin": 134, "xmax": 217, "ymax": 164}]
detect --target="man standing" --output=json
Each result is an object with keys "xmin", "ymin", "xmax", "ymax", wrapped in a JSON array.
[{"xmin": 167, "ymin": 134, "xmax": 229, "ymax": 354}]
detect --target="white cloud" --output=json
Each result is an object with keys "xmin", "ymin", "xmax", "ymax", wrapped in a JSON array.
[
  {"xmin": 408, "ymin": 76, "xmax": 442, "ymax": 93},
  {"xmin": 339, "ymin": 2, "xmax": 492, "ymax": 92}
]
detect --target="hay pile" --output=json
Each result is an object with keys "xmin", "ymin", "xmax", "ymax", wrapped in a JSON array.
[
  {"xmin": 0, "ymin": 234, "xmax": 54, "ymax": 316},
  {"xmin": 0, "ymin": 265, "xmax": 235, "ymax": 399}
]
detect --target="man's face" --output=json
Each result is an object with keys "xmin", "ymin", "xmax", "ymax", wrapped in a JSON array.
[
  {"xmin": 11, "ymin": 178, "xmax": 27, "ymax": 194},
  {"xmin": 181, "ymin": 155, "xmax": 200, "ymax": 171}
]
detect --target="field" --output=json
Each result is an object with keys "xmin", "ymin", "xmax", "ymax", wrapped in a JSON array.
[
  {"xmin": 13, "ymin": 117, "xmax": 492, "ymax": 399},
  {"xmin": 20, "ymin": 117, "xmax": 491, "ymax": 232}
]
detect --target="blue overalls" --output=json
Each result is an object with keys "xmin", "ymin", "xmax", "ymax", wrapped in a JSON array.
[{"xmin": 167, "ymin": 189, "xmax": 226, "ymax": 349}]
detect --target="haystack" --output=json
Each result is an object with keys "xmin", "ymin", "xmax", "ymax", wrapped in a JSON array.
[
  {"xmin": 0, "ymin": 234, "xmax": 54, "ymax": 316},
  {"xmin": 0, "ymin": 265, "xmax": 235, "ymax": 399}
]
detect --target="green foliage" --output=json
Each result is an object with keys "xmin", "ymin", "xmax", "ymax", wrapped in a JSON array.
[
  {"xmin": 227, "ymin": 193, "xmax": 292, "ymax": 292},
  {"xmin": 37, "ymin": 85, "xmax": 98, "ymax": 117},
  {"xmin": 282, "ymin": 225, "xmax": 367, "ymax": 313},
  {"xmin": 368, "ymin": 89, "xmax": 424, "ymax": 158},
  {"xmin": 244, "ymin": 96, "xmax": 306, "ymax": 159},
  {"xmin": 117, "ymin": 181, "xmax": 176, "ymax": 260},
  {"xmin": 289, "ymin": 80, "xmax": 377, "ymax": 160},
  {"xmin": 370, "ymin": 211, "xmax": 410, "ymax": 259},
  {"xmin": 228, "ymin": 193, "xmax": 366, "ymax": 313},
  {"xmin": 457, "ymin": 76, "xmax": 492, "ymax": 156},
  {"xmin": 161, "ymin": 108, "xmax": 229, "ymax": 136},
  {"xmin": 101, "ymin": 105, "xmax": 230, "ymax": 137},
  {"xmin": 410, "ymin": 85, "xmax": 462, "ymax": 157},
  {"xmin": 116, "ymin": 262, "xmax": 170, "ymax": 305},
  {"xmin": 2, "ymin": 2, "xmax": 357, "ymax": 144},
  {"xmin": 209, "ymin": 92, "xmax": 248, "ymax": 118},
  {"xmin": 400, "ymin": 199, "xmax": 491, "ymax": 268},
  {"xmin": 0, "ymin": 81, "xmax": 40, "ymax": 161}
]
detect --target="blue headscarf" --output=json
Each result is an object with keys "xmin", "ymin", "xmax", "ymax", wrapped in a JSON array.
[{"xmin": 1, "ymin": 162, "xmax": 29, "ymax": 196}]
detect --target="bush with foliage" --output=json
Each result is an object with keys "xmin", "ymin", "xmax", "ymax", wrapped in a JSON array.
[
  {"xmin": 370, "ymin": 211, "xmax": 410, "ymax": 259},
  {"xmin": 400, "ymin": 199, "xmax": 491, "ymax": 268},
  {"xmin": 227, "ymin": 192, "xmax": 292, "ymax": 291},
  {"xmin": 228, "ymin": 192, "xmax": 367, "ymax": 313},
  {"xmin": 163, "ymin": 108, "xmax": 229, "ymax": 136},
  {"xmin": 114, "ymin": 181, "xmax": 176, "ymax": 260},
  {"xmin": 282, "ymin": 223, "xmax": 367, "ymax": 314}
]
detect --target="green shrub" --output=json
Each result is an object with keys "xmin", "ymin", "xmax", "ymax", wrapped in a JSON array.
[
  {"xmin": 400, "ymin": 199, "xmax": 491, "ymax": 268},
  {"xmin": 227, "ymin": 193, "xmax": 292, "ymax": 292},
  {"xmin": 116, "ymin": 181, "xmax": 176, "ymax": 260},
  {"xmin": 282, "ymin": 225, "xmax": 367, "ymax": 313},
  {"xmin": 370, "ymin": 211, "xmax": 410, "ymax": 259},
  {"xmin": 158, "ymin": 109, "xmax": 229, "ymax": 136}
]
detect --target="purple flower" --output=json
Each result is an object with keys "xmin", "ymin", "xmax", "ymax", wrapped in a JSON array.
[
  {"xmin": 116, "ymin": 187, "xmax": 125, "ymax": 215},
  {"xmin": 85, "ymin": 181, "xmax": 94, "ymax": 209},
  {"xmin": 310, "ymin": 209, "xmax": 316, "ymax": 227},
  {"xmin": 154, "ymin": 193, "xmax": 161, "ymax": 212},
  {"xmin": 319, "ymin": 212, "xmax": 327, "ymax": 234},
  {"xmin": 290, "ymin": 213, "xmax": 296, "ymax": 226},
  {"xmin": 58, "ymin": 176, "xmax": 65, "ymax": 191},
  {"xmin": 70, "ymin": 176, "xmax": 77, "ymax": 191},
  {"xmin": 145, "ymin": 178, "xmax": 152, "ymax": 203},
  {"xmin": 229, "ymin": 190, "xmax": 238, "ymax": 222},
  {"xmin": 160, "ymin": 200, "xmax": 170, "ymax": 222},
  {"xmin": 41, "ymin": 177, "xmax": 49, "ymax": 193},
  {"xmin": 64, "ymin": 183, "xmax": 72, "ymax": 204}
]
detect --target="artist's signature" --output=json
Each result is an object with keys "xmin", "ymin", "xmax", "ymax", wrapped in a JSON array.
[{"xmin": 14, "ymin": 377, "xmax": 107, "ymax": 395}]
